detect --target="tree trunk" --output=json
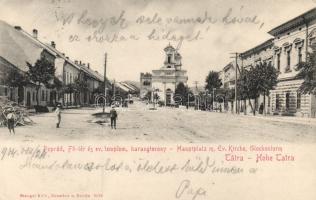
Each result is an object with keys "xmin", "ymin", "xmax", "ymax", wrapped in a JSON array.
[
  {"xmin": 263, "ymin": 91, "xmax": 266, "ymax": 116},
  {"xmin": 248, "ymin": 98, "xmax": 255, "ymax": 116},
  {"xmin": 243, "ymin": 99, "xmax": 247, "ymax": 115},
  {"xmin": 36, "ymin": 85, "xmax": 40, "ymax": 106}
]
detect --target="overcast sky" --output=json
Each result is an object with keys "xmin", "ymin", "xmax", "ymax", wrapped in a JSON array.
[{"xmin": 0, "ymin": 0, "xmax": 315, "ymax": 86}]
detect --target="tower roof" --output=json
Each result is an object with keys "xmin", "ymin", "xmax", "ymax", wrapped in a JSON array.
[{"xmin": 164, "ymin": 43, "xmax": 176, "ymax": 52}]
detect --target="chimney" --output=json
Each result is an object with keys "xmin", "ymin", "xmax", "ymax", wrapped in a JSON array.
[
  {"xmin": 79, "ymin": 61, "xmax": 82, "ymax": 65},
  {"xmin": 62, "ymin": 53, "xmax": 65, "ymax": 57},
  {"xmin": 32, "ymin": 29, "xmax": 38, "ymax": 39},
  {"xmin": 66, "ymin": 56, "xmax": 69, "ymax": 59},
  {"xmin": 87, "ymin": 63, "xmax": 90, "ymax": 69},
  {"xmin": 74, "ymin": 60, "xmax": 78, "ymax": 64},
  {"xmin": 14, "ymin": 26, "xmax": 22, "ymax": 30},
  {"xmin": 51, "ymin": 41, "xmax": 56, "ymax": 48}
]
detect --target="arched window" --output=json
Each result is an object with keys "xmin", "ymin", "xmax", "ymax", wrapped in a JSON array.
[{"xmin": 167, "ymin": 54, "xmax": 172, "ymax": 64}]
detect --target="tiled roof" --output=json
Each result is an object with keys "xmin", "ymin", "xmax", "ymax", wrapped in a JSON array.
[
  {"xmin": 240, "ymin": 38, "xmax": 274, "ymax": 58},
  {"xmin": 268, "ymin": 8, "xmax": 316, "ymax": 36},
  {"xmin": 0, "ymin": 20, "xmax": 44, "ymax": 71}
]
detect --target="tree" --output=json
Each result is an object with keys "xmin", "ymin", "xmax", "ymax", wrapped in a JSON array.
[
  {"xmin": 296, "ymin": 51, "xmax": 316, "ymax": 95},
  {"xmin": 205, "ymin": 71, "xmax": 222, "ymax": 91},
  {"xmin": 26, "ymin": 57, "xmax": 55, "ymax": 106},
  {"xmin": 238, "ymin": 62, "xmax": 278, "ymax": 115},
  {"xmin": 74, "ymin": 75, "xmax": 88, "ymax": 105},
  {"xmin": 4, "ymin": 69, "xmax": 29, "ymax": 102},
  {"xmin": 174, "ymin": 82, "xmax": 192, "ymax": 106}
]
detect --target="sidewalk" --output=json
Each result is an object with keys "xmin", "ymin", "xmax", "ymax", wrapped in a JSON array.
[
  {"xmin": 158, "ymin": 105, "xmax": 316, "ymax": 126},
  {"xmin": 242, "ymin": 114, "xmax": 316, "ymax": 126}
]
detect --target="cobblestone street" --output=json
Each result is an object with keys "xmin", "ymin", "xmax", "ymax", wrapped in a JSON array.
[{"xmin": 1, "ymin": 101, "xmax": 315, "ymax": 143}]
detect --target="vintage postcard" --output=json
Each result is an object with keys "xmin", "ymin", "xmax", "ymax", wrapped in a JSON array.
[{"xmin": 0, "ymin": 0, "xmax": 316, "ymax": 199}]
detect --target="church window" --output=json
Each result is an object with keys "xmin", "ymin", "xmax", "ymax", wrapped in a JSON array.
[{"xmin": 167, "ymin": 54, "xmax": 172, "ymax": 64}]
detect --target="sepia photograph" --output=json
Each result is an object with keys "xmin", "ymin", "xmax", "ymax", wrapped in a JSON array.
[{"xmin": 0, "ymin": 0, "xmax": 316, "ymax": 199}]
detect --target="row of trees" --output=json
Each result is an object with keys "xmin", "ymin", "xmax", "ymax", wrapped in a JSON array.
[
  {"xmin": 203, "ymin": 62, "xmax": 278, "ymax": 115},
  {"xmin": 203, "ymin": 49, "xmax": 316, "ymax": 115},
  {"xmin": 5, "ymin": 56, "xmax": 102, "ymax": 107}
]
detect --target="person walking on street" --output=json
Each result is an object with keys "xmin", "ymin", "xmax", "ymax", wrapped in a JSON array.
[
  {"xmin": 6, "ymin": 108, "xmax": 16, "ymax": 134},
  {"xmin": 110, "ymin": 105, "xmax": 118, "ymax": 129},
  {"xmin": 55, "ymin": 104, "xmax": 62, "ymax": 128}
]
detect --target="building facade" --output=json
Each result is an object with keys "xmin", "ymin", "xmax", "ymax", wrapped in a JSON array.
[
  {"xmin": 140, "ymin": 72, "xmax": 152, "ymax": 99},
  {"xmin": 268, "ymin": 8, "xmax": 316, "ymax": 117},
  {"xmin": 151, "ymin": 44, "xmax": 188, "ymax": 105},
  {"xmin": 239, "ymin": 39, "xmax": 274, "ymax": 114},
  {"xmin": 0, "ymin": 20, "xmax": 105, "ymax": 108}
]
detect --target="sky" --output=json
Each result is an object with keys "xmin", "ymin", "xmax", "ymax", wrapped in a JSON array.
[{"xmin": 0, "ymin": 0, "xmax": 315, "ymax": 87}]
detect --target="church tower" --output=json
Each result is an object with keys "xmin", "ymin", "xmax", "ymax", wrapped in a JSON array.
[
  {"xmin": 163, "ymin": 44, "xmax": 182, "ymax": 70},
  {"xmin": 151, "ymin": 44, "xmax": 188, "ymax": 106}
]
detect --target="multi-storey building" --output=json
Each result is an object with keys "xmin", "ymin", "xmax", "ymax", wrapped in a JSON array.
[
  {"xmin": 268, "ymin": 8, "xmax": 316, "ymax": 117},
  {"xmin": 139, "ymin": 72, "xmax": 152, "ymax": 99},
  {"xmin": 151, "ymin": 44, "xmax": 188, "ymax": 105},
  {"xmin": 239, "ymin": 39, "xmax": 274, "ymax": 114}
]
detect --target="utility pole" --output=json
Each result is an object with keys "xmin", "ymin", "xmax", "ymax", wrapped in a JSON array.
[
  {"xmin": 194, "ymin": 81, "xmax": 199, "ymax": 110},
  {"xmin": 103, "ymin": 53, "xmax": 107, "ymax": 113},
  {"xmin": 113, "ymin": 79, "xmax": 116, "ymax": 97}
]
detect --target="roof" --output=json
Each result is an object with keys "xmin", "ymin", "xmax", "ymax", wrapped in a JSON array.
[
  {"xmin": 164, "ymin": 44, "xmax": 176, "ymax": 51},
  {"xmin": 45, "ymin": 44, "xmax": 104, "ymax": 82},
  {"xmin": 240, "ymin": 38, "xmax": 274, "ymax": 58},
  {"xmin": 223, "ymin": 62, "xmax": 235, "ymax": 72},
  {"xmin": 268, "ymin": 8, "xmax": 316, "ymax": 36},
  {"xmin": 0, "ymin": 20, "xmax": 48, "ymax": 71},
  {"xmin": 115, "ymin": 82, "xmax": 130, "ymax": 92}
]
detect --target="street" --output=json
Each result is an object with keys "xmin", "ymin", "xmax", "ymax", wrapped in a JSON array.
[{"xmin": 1, "ymin": 101, "xmax": 316, "ymax": 143}]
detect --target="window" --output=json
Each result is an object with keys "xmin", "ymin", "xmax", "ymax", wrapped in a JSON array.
[
  {"xmin": 297, "ymin": 92, "xmax": 301, "ymax": 109},
  {"xmin": 4, "ymin": 87, "xmax": 8, "ymax": 96},
  {"xmin": 33, "ymin": 92, "xmax": 35, "ymax": 101},
  {"xmin": 286, "ymin": 92, "xmax": 290, "ymax": 110},
  {"xmin": 46, "ymin": 91, "xmax": 48, "ymax": 101},
  {"xmin": 143, "ymin": 81, "xmax": 150, "ymax": 86},
  {"xmin": 286, "ymin": 50, "xmax": 291, "ymax": 71},
  {"xmin": 277, "ymin": 53, "xmax": 281, "ymax": 72},
  {"xmin": 167, "ymin": 54, "xmax": 172, "ymax": 64},
  {"xmin": 298, "ymin": 47, "xmax": 302, "ymax": 63},
  {"xmin": 66, "ymin": 72, "xmax": 69, "ymax": 84},
  {"xmin": 276, "ymin": 94, "xmax": 280, "ymax": 110}
]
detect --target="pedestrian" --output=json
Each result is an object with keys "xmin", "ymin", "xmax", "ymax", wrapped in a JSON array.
[
  {"xmin": 259, "ymin": 103, "xmax": 264, "ymax": 114},
  {"xmin": 6, "ymin": 108, "xmax": 16, "ymax": 134},
  {"xmin": 110, "ymin": 105, "xmax": 118, "ymax": 129},
  {"xmin": 55, "ymin": 104, "xmax": 62, "ymax": 128}
]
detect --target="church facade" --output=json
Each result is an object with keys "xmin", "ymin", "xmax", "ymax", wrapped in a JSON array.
[{"xmin": 151, "ymin": 44, "xmax": 188, "ymax": 105}]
